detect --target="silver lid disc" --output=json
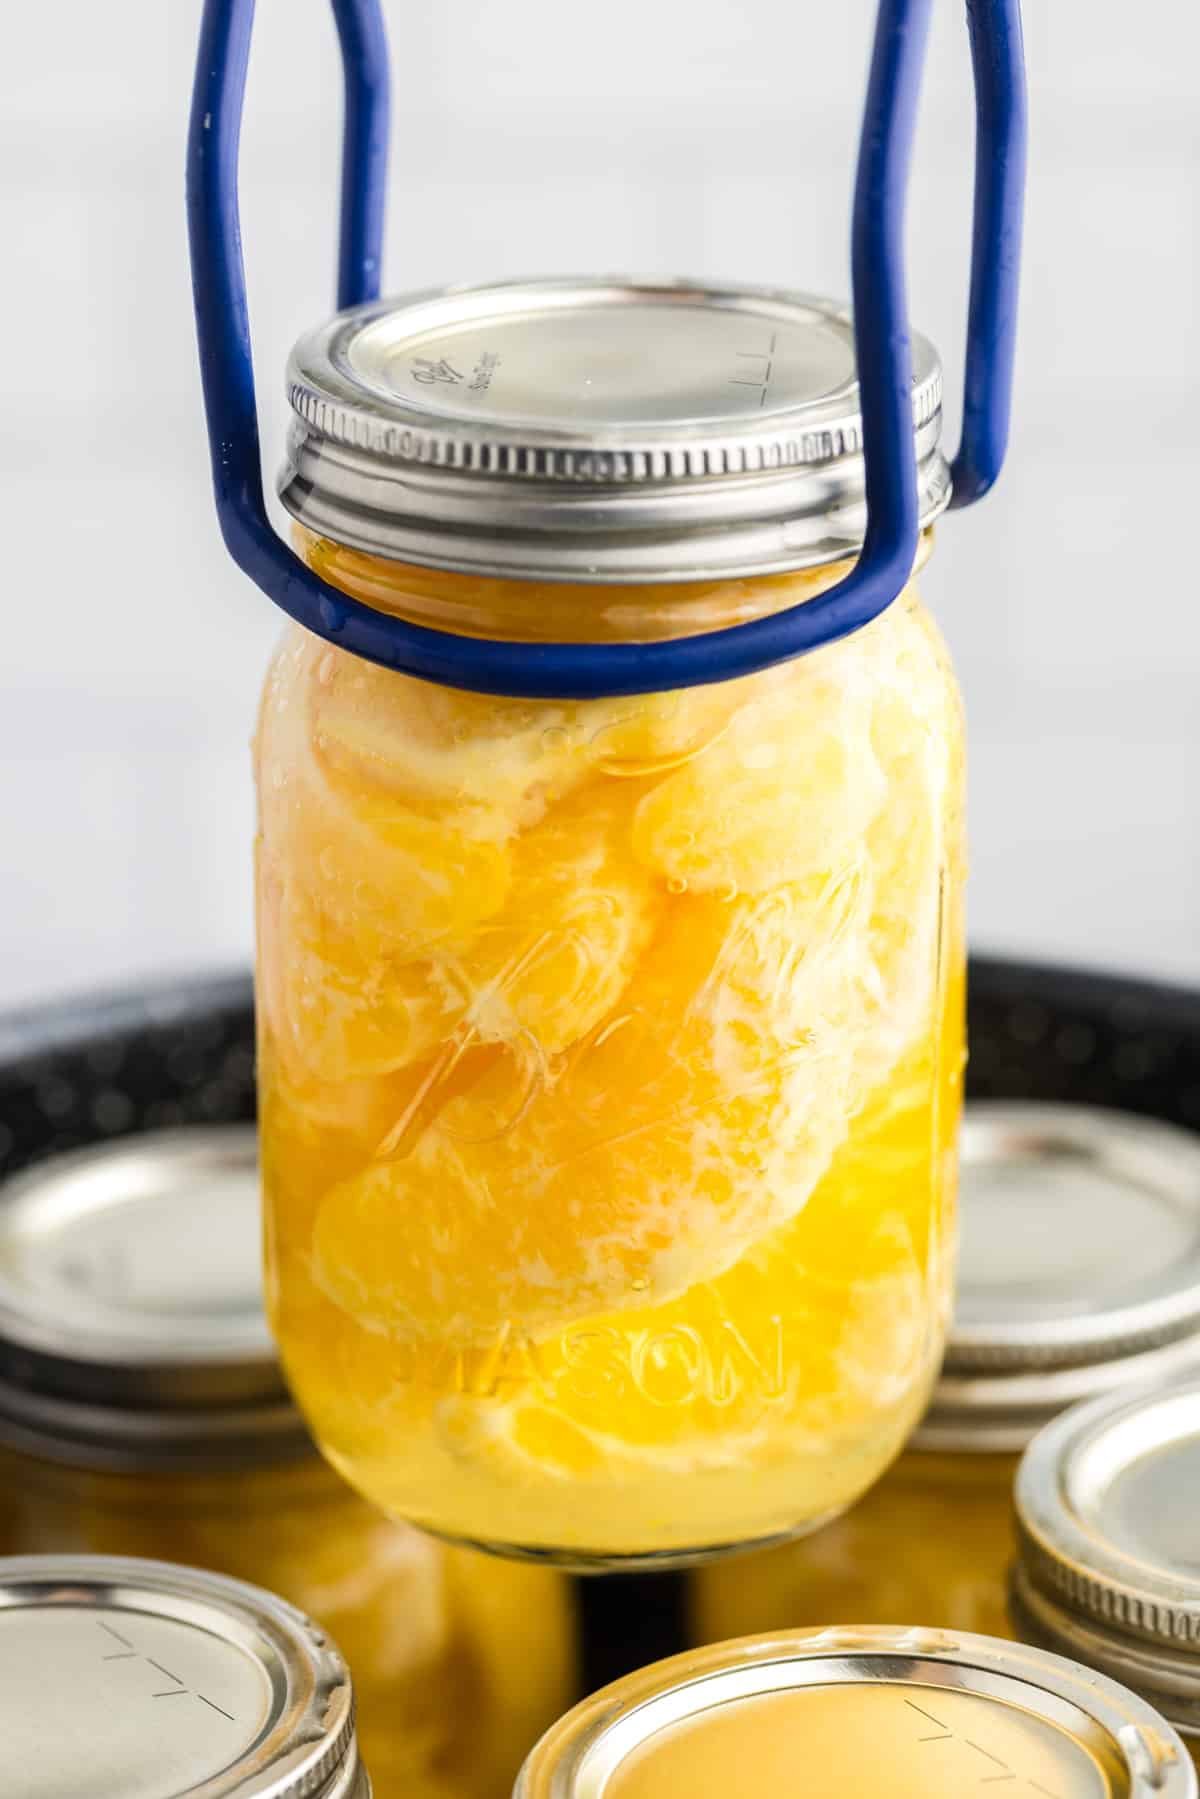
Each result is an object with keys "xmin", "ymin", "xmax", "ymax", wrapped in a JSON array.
[
  {"xmin": 280, "ymin": 277, "xmax": 949, "ymax": 583},
  {"xmin": 0, "ymin": 1127, "xmax": 306, "ymax": 1468},
  {"xmin": 1014, "ymin": 1377, "xmax": 1200, "ymax": 1738},
  {"xmin": 0, "ymin": 1554, "xmax": 367, "ymax": 1799},
  {"xmin": 919, "ymin": 1104, "xmax": 1200, "ymax": 1453},
  {"xmin": 515, "ymin": 1627, "xmax": 1196, "ymax": 1799}
]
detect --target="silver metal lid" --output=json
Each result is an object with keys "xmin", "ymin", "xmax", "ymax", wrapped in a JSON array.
[
  {"xmin": 0, "ymin": 1128, "xmax": 308, "ymax": 1469},
  {"xmin": 919, "ymin": 1104, "xmax": 1200, "ymax": 1453},
  {"xmin": 515, "ymin": 1627, "xmax": 1197, "ymax": 1799},
  {"xmin": 0, "ymin": 1554, "xmax": 367, "ymax": 1799},
  {"xmin": 1014, "ymin": 1378, "xmax": 1200, "ymax": 1740},
  {"xmin": 279, "ymin": 277, "xmax": 949, "ymax": 583}
]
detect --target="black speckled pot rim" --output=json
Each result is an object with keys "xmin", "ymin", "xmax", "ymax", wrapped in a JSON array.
[{"xmin": 4, "ymin": 956, "xmax": 1200, "ymax": 1182}]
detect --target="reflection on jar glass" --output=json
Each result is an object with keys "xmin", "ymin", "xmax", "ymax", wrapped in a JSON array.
[
  {"xmin": 691, "ymin": 1102, "xmax": 1200, "ymax": 1643},
  {"xmin": 259, "ymin": 280, "xmax": 966, "ymax": 1568},
  {"xmin": 0, "ymin": 1129, "xmax": 578, "ymax": 1799},
  {"xmin": 690, "ymin": 1449, "xmax": 1015, "ymax": 1644}
]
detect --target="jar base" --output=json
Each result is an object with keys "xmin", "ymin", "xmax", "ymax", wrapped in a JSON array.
[{"xmin": 418, "ymin": 1514, "xmax": 841, "ymax": 1576}]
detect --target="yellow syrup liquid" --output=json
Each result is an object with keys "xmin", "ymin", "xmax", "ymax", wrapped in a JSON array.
[
  {"xmin": 691, "ymin": 1451, "xmax": 1019, "ymax": 1644},
  {"xmin": 256, "ymin": 541, "xmax": 966, "ymax": 1563}
]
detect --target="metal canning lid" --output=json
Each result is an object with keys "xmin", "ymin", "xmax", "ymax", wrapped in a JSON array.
[
  {"xmin": 918, "ymin": 1103, "xmax": 1200, "ymax": 1453},
  {"xmin": 0, "ymin": 1554, "xmax": 368, "ymax": 1799},
  {"xmin": 280, "ymin": 276, "xmax": 949, "ymax": 584},
  {"xmin": 1014, "ymin": 1377, "xmax": 1200, "ymax": 1741},
  {"xmin": 515, "ymin": 1626, "xmax": 1197, "ymax": 1799},
  {"xmin": 0, "ymin": 1126, "xmax": 308, "ymax": 1469}
]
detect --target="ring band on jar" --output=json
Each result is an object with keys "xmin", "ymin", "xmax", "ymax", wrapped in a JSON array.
[
  {"xmin": 1015, "ymin": 1375, "xmax": 1200, "ymax": 1773},
  {"xmin": 258, "ymin": 277, "xmax": 965, "ymax": 1567},
  {"xmin": 0, "ymin": 1127, "xmax": 578, "ymax": 1799},
  {"xmin": 690, "ymin": 1102, "xmax": 1200, "ymax": 1643}
]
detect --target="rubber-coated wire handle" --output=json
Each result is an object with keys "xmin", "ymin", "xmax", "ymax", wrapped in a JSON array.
[
  {"xmin": 331, "ymin": 0, "xmax": 390, "ymax": 310},
  {"xmin": 187, "ymin": 0, "xmax": 1025, "ymax": 700},
  {"xmin": 948, "ymin": 0, "xmax": 1027, "ymax": 507}
]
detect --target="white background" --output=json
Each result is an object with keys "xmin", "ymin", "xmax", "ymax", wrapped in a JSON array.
[{"xmin": 1, "ymin": 2, "xmax": 1197, "ymax": 1008}]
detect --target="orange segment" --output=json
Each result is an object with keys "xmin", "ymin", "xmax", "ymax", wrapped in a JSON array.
[
  {"xmin": 309, "ymin": 640, "xmax": 743, "ymax": 836},
  {"xmin": 293, "ymin": 773, "xmax": 512, "ymax": 959},
  {"xmin": 418, "ymin": 1050, "xmax": 946, "ymax": 1486},
  {"xmin": 273, "ymin": 886, "xmax": 452, "ymax": 1081},
  {"xmin": 438, "ymin": 782, "xmax": 661, "ymax": 1055},
  {"xmin": 258, "ymin": 631, "xmax": 512, "ymax": 958},
  {"xmin": 309, "ymin": 878, "xmax": 881, "ymax": 1349},
  {"xmin": 631, "ymin": 671, "xmax": 885, "ymax": 896},
  {"xmin": 311, "ymin": 647, "xmax": 596, "ymax": 834}
]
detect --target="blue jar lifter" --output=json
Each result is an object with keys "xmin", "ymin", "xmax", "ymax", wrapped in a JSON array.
[{"xmin": 192, "ymin": 0, "xmax": 1028, "ymax": 1574}]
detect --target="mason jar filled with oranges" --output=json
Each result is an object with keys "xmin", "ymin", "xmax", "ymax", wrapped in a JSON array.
[{"xmin": 256, "ymin": 278, "xmax": 964, "ymax": 1568}]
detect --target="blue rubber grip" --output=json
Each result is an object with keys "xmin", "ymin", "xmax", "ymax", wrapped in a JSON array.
[
  {"xmin": 948, "ymin": 0, "xmax": 1027, "ymax": 507},
  {"xmin": 187, "ymin": 0, "xmax": 1026, "ymax": 700},
  {"xmin": 331, "ymin": 0, "xmax": 390, "ymax": 309}
]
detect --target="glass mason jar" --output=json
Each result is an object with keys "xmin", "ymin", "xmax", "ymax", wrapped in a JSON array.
[
  {"xmin": 0, "ymin": 1128, "xmax": 577, "ymax": 1799},
  {"xmin": 691, "ymin": 1101, "xmax": 1200, "ymax": 1641},
  {"xmin": 257, "ymin": 279, "xmax": 966, "ymax": 1566}
]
